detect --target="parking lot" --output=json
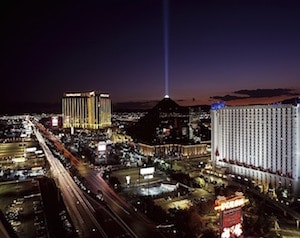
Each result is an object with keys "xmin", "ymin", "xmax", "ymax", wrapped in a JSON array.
[{"xmin": 0, "ymin": 180, "xmax": 47, "ymax": 238}]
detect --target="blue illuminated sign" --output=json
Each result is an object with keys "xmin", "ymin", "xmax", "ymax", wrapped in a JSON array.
[{"xmin": 211, "ymin": 102, "xmax": 226, "ymax": 110}]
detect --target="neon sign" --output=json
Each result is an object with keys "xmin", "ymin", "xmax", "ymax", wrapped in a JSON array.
[
  {"xmin": 221, "ymin": 224, "xmax": 243, "ymax": 238},
  {"xmin": 65, "ymin": 93, "xmax": 82, "ymax": 97},
  {"xmin": 215, "ymin": 193, "xmax": 247, "ymax": 238},
  {"xmin": 215, "ymin": 197, "xmax": 246, "ymax": 211}
]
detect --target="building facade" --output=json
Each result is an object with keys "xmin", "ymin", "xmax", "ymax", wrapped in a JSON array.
[
  {"xmin": 127, "ymin": 96, "xmax": 210, "ymax": 145},
  {"xmin": 138, "ymin": 142, "xmax": 209, "ymax": 158},
  {"xmin": 62, "ymin": 91, "xmax": 111, "ymax": 129},
  {"xmin": 211, "ymin": 101, "xmax": 300, "ymax": 198}
]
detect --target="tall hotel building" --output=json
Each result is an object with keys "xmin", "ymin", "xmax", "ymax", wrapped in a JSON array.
[
  {"xmin": 211, "ymin": 100, "xmax": 300, "ymax": 198},
  {"xmin": 62, "ymin": 91, "xmax": 111, "ymax": 129}
]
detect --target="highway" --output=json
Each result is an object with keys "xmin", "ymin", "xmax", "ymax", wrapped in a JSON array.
[
  {"xmin": 30, "ymin": 120, "xmax": 167, "ymax": 238},
  {"xmin": 32, "ymin": 120, "xmax": 167, "ymax": 238},
  {"xmin": 26, "ymin": 116, "xmax": 300, "ymax": 238},
  {"xmin": 32, "ymin": 124, "xmax": 107, "ymax": 238},
  {"xmin": 83, "ymin": 168, "xmax": 166, "ymax": 238}
]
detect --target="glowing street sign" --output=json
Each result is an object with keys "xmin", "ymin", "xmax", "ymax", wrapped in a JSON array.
[
  {"xmin": 140, "ymin": 167, "xmax": 155, "ymax": 175},
  {"xmin": 25, "ymin": 147, "xmax": 37, "ymax": 153},
  {"xmin": 215, "ymin": 192, "xmax": 247, "ymax": 212},
  {"xmin": 215, "ymin": 193, "xmax": 247, "ymax": 238},
  {"xmin": 97, "ymin": 141, "xmax": 106, "ymax": 152},
  {"xmin": 65, "ymin": 93, "xmax": 82, "ymax": 97},
  {"xmin": 221, "ymin": 224, "xmax": 243, "ymax": 238},
  {"xmin": 215, "ymin": 197, "xmax": 246, "ymax": 211},
  {"xmin": 52, "ymin": 116, "xmax": 58, "ymax": 127}
]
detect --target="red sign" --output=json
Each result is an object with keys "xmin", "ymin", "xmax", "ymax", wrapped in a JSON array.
[{"xmin": 221, "ymin": 206, "xmax": 242, "ymax": 229}]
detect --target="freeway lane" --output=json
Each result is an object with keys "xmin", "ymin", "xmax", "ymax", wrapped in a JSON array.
[
  {"xmin": 33, "ymin": 120, "xmax": 167, "ymax": 238},
  {"xmin": 32, "ymin": 120, "xmax": 144, "ymax": 237},
  {"xmin": 31, "ymin": 122, "xmax": 107, "ymax": 238},
  {"xmin": 81, "ymin": 166, "xmax": 167, "ymax": 238}
]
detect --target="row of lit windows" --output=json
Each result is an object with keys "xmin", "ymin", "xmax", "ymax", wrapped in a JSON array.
[
  {"xmin": 62, "ymin": 96, "xmax": 112, "ymax": 128},
  {"xmin": 219, "ymin": 116, "xmax": 295, "ymax": 174}
]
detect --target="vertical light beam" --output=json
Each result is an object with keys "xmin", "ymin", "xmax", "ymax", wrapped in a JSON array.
[{"xmin": 163, "ymin": 0, "xmax": 169, "ymax": 98}]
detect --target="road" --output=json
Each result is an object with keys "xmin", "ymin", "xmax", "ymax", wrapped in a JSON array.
[
  {"xmin": 33, "ymin": 121, "xmax": 169, "ymax": 238},
  {"xmin": 32, "ymin": 124, "xmax": 107, "ymax": 238},
  {"xmin": 31, "ymin": 120, "xmax": 166, "ymax": 238},
  {"xmin": 83, "ymin": 168, "xmax": 167, "ymax": 238}
]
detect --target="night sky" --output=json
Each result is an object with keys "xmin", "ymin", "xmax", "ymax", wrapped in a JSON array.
[{"xmin": 1, "ymin": 0, "xmax": 300, "ymax": 108}]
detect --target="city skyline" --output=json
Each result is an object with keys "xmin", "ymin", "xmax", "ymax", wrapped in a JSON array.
[{"xmin": 1, "ymin": 0, "xmax": 300, "ymax": 109}]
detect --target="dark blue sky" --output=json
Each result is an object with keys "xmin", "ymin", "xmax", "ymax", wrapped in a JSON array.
[{"xmin": 1, "ymin": 0, "xmax": 300, "ymax": 106}]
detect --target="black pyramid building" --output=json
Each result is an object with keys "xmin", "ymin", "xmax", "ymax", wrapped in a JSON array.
[{"xmin": 127, "ymin": 96, "xmax": 191, "ymax": 145}]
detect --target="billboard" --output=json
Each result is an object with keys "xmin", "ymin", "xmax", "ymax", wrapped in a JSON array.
[
  {"xmin": 215, "ymin": 193, "xmax": 247, "ymax": 238},
  {"xmin": 97, "ymin": 141, "xmax": 106, "ymax": 152},
  {"xmin": 140, "ymin": 167, "xmax": 155, "ymax": 175},
  {"xmin": 25, "ymin": 147, "xmax": 37, "ymax": 153},
  {"xmin": 221, "ymin": 206, "xmax": 242, "ymax": 229},
  {"xmin": 52, "ymin": 116, "xmax": 58, "ymax": 127}
]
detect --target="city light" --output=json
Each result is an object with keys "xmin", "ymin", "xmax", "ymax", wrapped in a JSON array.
[
  {"xmin": 65, "ymin": 93, "xmax": 82, "ymax": 97},
  {"xmin": 52, "ymin": 116, "xmax": 58, "ymax": 127},
  {"xmin": 140, "ymin": 167, "xmax": 155, "ymax": 175},
  {"xmin": 215, "ymin": 197, "xmax": 245, "ymax": 211},
  {"xmin": 215, "ymin": 193, "xmax": 247, "ymax": 238}
]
